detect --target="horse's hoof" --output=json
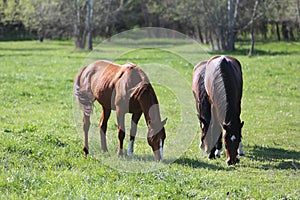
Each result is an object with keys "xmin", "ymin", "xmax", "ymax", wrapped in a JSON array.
[
  {"xmin": 127, "ymin": 151, "xmax": 133, "ymax": 157},
  {"xmin": 226, "ymin": 157, "xmax": 240, "ymax": 165},
  {"xmin": 83, "ymin": 147, "xmax": 89, "ymax": 157},
  {"xmin": 226, "ymin": 159, "xmax": 234, "ymax": 165},
  {"xmin": 208, "ymin": 153, "xmax": 216, "ymax": 160}
]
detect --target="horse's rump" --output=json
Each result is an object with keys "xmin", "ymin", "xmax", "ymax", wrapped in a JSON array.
[
  {"xmin": 74, "ymin": 65, "xmax": 95, "ymax": 116},
  {"xmin": 74, "ymin": 60, "xmax": 118, "ymax": 116}
]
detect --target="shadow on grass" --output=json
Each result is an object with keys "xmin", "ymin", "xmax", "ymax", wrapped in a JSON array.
[
  {"xmin": 173, "ymin": 157, "xmax": 230, "ymax": 171},
  {"xmin": 248, "ymin": 145, "xmax": 300, "ymax": 170}
]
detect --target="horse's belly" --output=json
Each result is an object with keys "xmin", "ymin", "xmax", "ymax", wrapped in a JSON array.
[{"xmin": 96, "ymin": 90, "xmax": 116, "ymax": 110}]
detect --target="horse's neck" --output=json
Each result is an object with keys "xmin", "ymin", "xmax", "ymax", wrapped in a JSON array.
[{"xmin": 138, "ymin": 89, "xmax": 161, "ymax": 126}]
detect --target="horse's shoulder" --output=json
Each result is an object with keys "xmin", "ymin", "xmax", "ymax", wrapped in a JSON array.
[{"xmin": 122, "ymin": 62, "xmax": 136, "ymax": 69}]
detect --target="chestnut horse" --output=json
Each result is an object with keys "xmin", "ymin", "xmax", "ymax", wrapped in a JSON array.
[
  {"xmin": 192, "ymin": 56, "xmax": 244, "ymax": 165},
  {"xmin": 74, "ymin": 60, "xmax": 167, "ymax": 161}
]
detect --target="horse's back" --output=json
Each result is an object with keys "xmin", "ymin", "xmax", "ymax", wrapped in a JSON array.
[
  {"xmin": 204, "ymin": 55, "xmax": 243, "ymax": 122},
  {"xmin": 75, "ymin": 60, "xmax": 153, "ymax": 113},
  {"xmin": 205, "ymin": 56, "xmax": 242, "ymax": 99},
  {"xmin": 115, "ymin": 63, "xmax": 151, "ymax": 113}
]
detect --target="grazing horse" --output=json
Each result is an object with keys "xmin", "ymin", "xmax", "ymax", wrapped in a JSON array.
[
  {"xmin": 192, "ymin": 56, "xmax": 244, "ymax": 165},
  {"xmin": 74, "ymin": 60, "xmax": 167, "ymax": 161}
]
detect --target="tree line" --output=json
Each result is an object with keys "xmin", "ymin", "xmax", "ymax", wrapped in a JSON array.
[{"xmin": 0, "ymin": 0, "xmax": 299, "ymax": 52}]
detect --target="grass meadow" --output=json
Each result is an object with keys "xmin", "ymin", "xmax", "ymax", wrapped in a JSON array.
[{"xmin": 0, "ymin": 38, "xmax": 299, "ymax": 199}]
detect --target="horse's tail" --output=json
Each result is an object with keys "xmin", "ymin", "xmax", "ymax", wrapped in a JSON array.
[{"xmin": 74, "ymin": 66, "xmax": 95, "ymax": 116}]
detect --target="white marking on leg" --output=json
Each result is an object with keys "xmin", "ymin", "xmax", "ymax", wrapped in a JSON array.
[
  {"xmin": 127, "ymin": 140, "xmax": 134, "ymax": 157},
  {"xmin": 214, "ymin": 149, "xmax": 221, "ymax": 158}
]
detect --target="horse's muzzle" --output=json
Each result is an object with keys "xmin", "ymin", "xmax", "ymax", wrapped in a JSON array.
[{"xmin": 226, "ymin": 157, "xmax": 240, "ymax": 165}]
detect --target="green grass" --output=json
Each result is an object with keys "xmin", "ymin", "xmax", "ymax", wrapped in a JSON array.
[{"xmin": 0, "ymin": 39, "xmax": 299, "ymax": 199}]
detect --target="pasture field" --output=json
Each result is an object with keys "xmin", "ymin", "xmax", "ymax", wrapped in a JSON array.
[{"xmin": 0, "ymin": 39, "xmax": 299, "ymax": 199}]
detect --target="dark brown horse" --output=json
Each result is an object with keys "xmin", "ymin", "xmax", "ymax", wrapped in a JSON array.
[
  {"xmin": 192, "ymin": 56, "xmax": 244, "ymax": 165},
  {"xmin": 74, "ymin": 60, "xmax": 167, "ymax": 161}
]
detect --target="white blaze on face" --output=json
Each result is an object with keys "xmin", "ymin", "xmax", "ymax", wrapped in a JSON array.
[
  {"xmin": 230, "ymin": 135, "xmax": 236, "ymax": 142},
  {"xmin": 237, "ymin": 141, "xmax": 245, "ymax": 156},
  {"xmin": 159, "ymin": 139, "xmax": 163, "ymax": 160}
]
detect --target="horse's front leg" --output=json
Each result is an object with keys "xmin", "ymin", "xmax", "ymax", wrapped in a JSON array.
[
  {"xmin": 208, "ymin": 133, "xmax": 222, "ymax": 159},
  {"xmin": 99, "ymin": 106, "xmax": 111, "ymax": 152},
  {"xmin": 83, "ymin": 114, "xmax": 90, "ymax": 157},
  {"xmin": 127, "ymin": 112, "xmax": 142, "ymax": 156},
  {"xmin": 116, "ymin": 109, "xmax": 126, "ymax": 156}
]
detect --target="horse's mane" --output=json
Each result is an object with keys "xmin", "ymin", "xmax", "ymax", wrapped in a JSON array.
[
  {"xmin": 213, "ymin": 56, "xmax": 242, "ymax": 123},
  {"xmin": 208, "ymin": 56, "xmax": 228, "ymax": 123},
  {"xmin": 130, "ymin": 82, "xmax": 151, "ymax": 100},
  {"xmin": 128, "ymin": 66, "xmax": 153, "ymax": 101}
]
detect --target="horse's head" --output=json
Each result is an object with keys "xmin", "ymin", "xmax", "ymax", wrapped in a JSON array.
[
  {"xmin": 147, "ymin": 118, "xmax": 167, "ymax": 161},
  {"xmin": 223, "ymin": 121, "xmax": 244, "ymax": 165}
]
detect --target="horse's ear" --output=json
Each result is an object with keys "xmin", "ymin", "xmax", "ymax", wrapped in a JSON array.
[
  {"xmin": 241, "ymin": 121, "xmax": 244, "ymax": 128},
  {"xmin": 161, "ymin": 118, "xmax": 167, "ymax": 126}
]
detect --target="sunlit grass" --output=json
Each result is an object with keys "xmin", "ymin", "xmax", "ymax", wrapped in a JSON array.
[{"xmin": 0, "ymin": 39, "xmax": 299, "ymax": 199}]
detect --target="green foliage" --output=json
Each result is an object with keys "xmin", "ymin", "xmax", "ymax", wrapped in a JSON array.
[
  {"xmin": 1, "ymin": 0, "xmax": 299, "ymax": 44},
  {"xmin": 0, "ymin": 40, "xmax": 299, "ymax": 199}
]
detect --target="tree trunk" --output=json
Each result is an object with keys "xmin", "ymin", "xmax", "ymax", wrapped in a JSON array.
[
  {"xmin": 198, "ymin": 26, "xmax": 204, "ymax": 43},
  {"xmin": 216, "ymin": 32, "xmax": 221, "ymax": 51},
  {"xmin": 248, "ymin": 0, "xmax": 258, "ymax": 57},
  {"xmin": 276, "ymin": 22, "xmax": 281, "ymax": 41},
  {"xmin": 297, "ymin": 0, "xmax": 300, "ymax": 33},
  {"xmin": 228, "ymin": 0, "xmax": 234, "ymax": 51},
  {"xmin": 218, "ymin": 24, "xmax": 226, "ymax": 50},
  {"xmin": 209, "ymin": 30, "xmax": 215, "ymax": 52},
  {"xmin": 289, "ymin": 26, "xmax": 295, "ymax": 41},
  {"xmin": 86, "ymin": 0, "xmax": 93, "ymax": 50},
  {"xmin": 74, "ymin": 0, "xmax": 86, "ymax": 49},
  {"xmin": 227, "ymin": 0, "xmax": 239, "ymax": 51},
  {"xmin": 282, "ymin": 21, "xmax": 289, "ymax": 40}
]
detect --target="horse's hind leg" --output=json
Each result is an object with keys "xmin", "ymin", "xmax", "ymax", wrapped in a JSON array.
[
  {"xmin": 127, "ymin": 112, "xmax": 142, "ymax": 156},
  {"xmin": 208, "ymin": 146, "xmax": 216, "ymax": 159},
  {"xmin": 209, "ymin": 133, "xmax": 222, "ymax": 159},
  {"xmin": 214, "ymin": 133, "xmax": 222, "ymax": 158},
  {"xmin": 83, "ymin": 114, "xmax": 90, "ymax": 157},
  {"xmin": 99, "ymin": 106, "xmax": 111, "ymax": 153}
]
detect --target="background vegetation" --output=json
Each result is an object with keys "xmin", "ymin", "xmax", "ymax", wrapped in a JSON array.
[
  {"xmin": 0, "ymin": 0, "xmax": 299, "ymax": 52},
  {"xmin": 0, "ymin": 40, "xmax": 299, "ymax": 199}
]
